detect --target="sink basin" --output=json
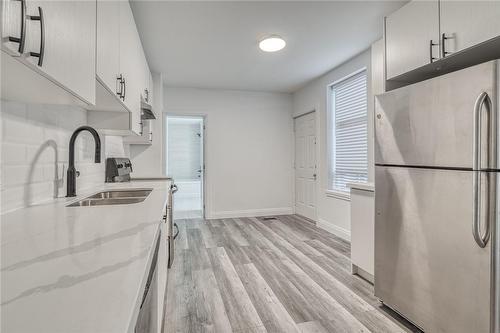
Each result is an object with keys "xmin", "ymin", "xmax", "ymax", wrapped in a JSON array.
[
  {"xmin": 88, "ymin": 189, "xmax": 152, "ymax": 199},
  {"xmin": 67, "ymin": 189, "xmax": 152, "ymax": 207}
]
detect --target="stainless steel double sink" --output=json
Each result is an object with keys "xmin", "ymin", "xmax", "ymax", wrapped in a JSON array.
[{"xmin": 67, "ymin": 189, "xmax": 152, "ymax": 207}]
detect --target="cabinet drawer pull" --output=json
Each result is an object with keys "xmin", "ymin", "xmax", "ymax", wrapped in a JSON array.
[
  {"xmin": 7, "ymin": 0, "xmax": 27, "ymax": 53},
  {"xmin": 28, "ymin": 6, "xmax": 44, "ymax": 66}
]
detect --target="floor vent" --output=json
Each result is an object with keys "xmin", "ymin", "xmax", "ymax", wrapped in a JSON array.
[{"xmin": 262, "ymin": 217, "xmax": 278, "ymax": 221}]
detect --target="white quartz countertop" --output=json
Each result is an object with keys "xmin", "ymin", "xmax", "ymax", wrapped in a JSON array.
[{"xmin": 0, "ymin": 179, "xmax": 171, "ymax": 333}]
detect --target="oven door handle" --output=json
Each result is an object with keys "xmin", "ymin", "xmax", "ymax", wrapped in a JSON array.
[{"xmin": 173, "ymin": 223, "xmax": 179, "ymax": 239}]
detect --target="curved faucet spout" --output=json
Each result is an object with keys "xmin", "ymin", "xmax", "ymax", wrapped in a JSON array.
[{"xmin": 66, "ymin": 126, "xmax": 101, "ymax": 197}]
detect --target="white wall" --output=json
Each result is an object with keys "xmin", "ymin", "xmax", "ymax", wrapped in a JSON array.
[
  {"xmin": 0, "ymin": 101, "xmax": 106, "ymax": 214},
  {"xmin": 164, "ymin": 87, "xmax": 294, "ymax": 219},
  {"xmin": 292, "ymin": 44, "xmax": 383, "ymax": 240}
]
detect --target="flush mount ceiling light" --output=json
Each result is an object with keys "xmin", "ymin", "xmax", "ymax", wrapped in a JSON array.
[{"xmin": 259, "ymin": 36, "xmax": 286, "ymax": 52}]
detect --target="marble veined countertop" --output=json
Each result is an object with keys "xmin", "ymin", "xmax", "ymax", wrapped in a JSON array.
[{"xmin": 1, "ymin": 179, "xmax": 171, "ymax": 333}]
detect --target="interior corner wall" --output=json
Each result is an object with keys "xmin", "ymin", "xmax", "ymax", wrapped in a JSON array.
[
  {"xmin": 163, "ymin": 87, "xmax": 294, "ymax": 219},
  {"xmin": 292, "ymin": 45, "xmax": 383, "ymax": 240}
]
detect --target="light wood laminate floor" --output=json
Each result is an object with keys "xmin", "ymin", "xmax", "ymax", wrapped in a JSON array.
[{"xmin": 163, "ymin": 215, "xmax": 420, "ymax": 333}]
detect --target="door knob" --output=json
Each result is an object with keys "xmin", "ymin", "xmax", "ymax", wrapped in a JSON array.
[{"xmin": 313, "ymin": 173, "xmax": 317, "ymax": 180}]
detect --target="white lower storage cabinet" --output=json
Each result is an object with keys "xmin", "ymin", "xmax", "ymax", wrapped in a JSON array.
[{"xmin": 348, "ymin": 182, "xmax": 375, "ymax": 283}]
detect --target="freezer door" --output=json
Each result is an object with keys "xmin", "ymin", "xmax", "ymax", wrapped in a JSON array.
[
  {"xmin": 375, "ymin": 166, "xmax": 492, "ymax": 333},
  {"xmin": 375, "ymin": 60, "xmax": 497, "ymax": 168}
]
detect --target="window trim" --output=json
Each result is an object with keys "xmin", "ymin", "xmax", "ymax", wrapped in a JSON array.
[{"xmin": 326, "ymin": 67, "xmax": 368, "ymax": 196}]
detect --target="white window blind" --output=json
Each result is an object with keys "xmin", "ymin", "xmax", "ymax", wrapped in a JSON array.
[{"xmin": 329, "ymin": 70, "xmax": 368, "ymax": 193}]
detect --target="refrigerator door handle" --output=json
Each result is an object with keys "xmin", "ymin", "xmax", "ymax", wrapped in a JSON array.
[
  {"xmin": 472, "ymin": 92, "xmax": 492, "ymax": 248},
  {"xmin": 472, "ymin": 92, "xmax": 491, "ymax": 171},
  {"xmin": 473, "ymin": 171, "xmax": 491, "ymax": 248}
]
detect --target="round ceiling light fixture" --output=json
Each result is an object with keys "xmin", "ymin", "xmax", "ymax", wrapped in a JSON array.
[{"xmin": 259, "ymin": 35, "xmax": 286, "ymax": 52}]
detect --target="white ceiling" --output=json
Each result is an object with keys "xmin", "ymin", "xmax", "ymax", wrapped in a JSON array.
[{"xmin": 130, "ymin": 1, "xmax": 406, "ymax": 93}]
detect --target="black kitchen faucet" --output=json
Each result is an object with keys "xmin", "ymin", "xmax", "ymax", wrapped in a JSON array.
[{"xmin": 66, "ymin": 126, "xmax": 101, "ymax": 197}]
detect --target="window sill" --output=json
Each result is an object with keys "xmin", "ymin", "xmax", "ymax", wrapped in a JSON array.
[{"xmin": 325, "ymin": 190, "xmax": 350, "ymax": 201}]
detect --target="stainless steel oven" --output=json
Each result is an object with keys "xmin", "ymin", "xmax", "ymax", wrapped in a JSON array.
[{"xmin": 135, "ymin": 231, "xmax": 161, "ymax": 333}]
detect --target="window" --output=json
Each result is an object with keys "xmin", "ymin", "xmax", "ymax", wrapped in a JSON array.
[{"xmin": 328, "ymin": 69, "xmax": 368, "ymax": 194}]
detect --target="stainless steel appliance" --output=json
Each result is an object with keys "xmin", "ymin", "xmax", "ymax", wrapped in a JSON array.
[
  {"xmin": 375, "ymin": 60, "xmax": 499, "ymax": 333},
  {"xmin": 167, "ymin": 184, "xmax": 178, "ymax": 269},
  {"xmin": 105, "ymin": 157, "xmax": 133, "ymax": 182},
  {"xmin": 135, "ymin": 231, "xmax": 161, "ymax": 333},
  {"xmin": 104, "ymin": 158, "xmax": 179, "ymax": 268}
]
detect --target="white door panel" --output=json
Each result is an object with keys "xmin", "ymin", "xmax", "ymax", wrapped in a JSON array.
[
  {"xmin": 385, "ymin": 0, "xmax": 440, "ymax": 79},
  {"xmin": 295, "ymin": 112, "xmax": 317, "ymax": 220},
  {"xmin": 25, "ymin": 0, "xmax": 96, "ymax": 104},
  {"xmin": 440, "ymin": 1, "xmax": 500, "ymax": 55},
  {"xmin": 96, "ymin": 0, "xmax": 120, "ymax": 95}
]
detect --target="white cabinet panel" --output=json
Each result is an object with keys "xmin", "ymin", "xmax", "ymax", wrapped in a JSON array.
[
  {"xmin": 440, "ymin": 0, "xmax": 500, "ymax": 56},
  {"xmin": 1, "ymin": 0, "xmax": 25, "ymax": 55},
  {"xmin": 349, "ymin": 186, "xmax": 375, "ymax": 281},
  {"xmin": 96, "ymin": 0, "xmax": 120, "ymax": 96},
  {"xmin": 1, "ymin": 0, "xmax": 96, "ymax": 105},
  {"xmin": 24, "ymin": 0, "xmax": 96, "ymax": 104},
  {"xmin": 119, "ymin": 0, "xmax": 142, "ymax": 135},
  {"xmin": 148, "ymin": 71, "xmax": 154, "ymax": 104},
  {"xmin": 385, "ymin": 0, "xmax": 440, "ymax": 79}
]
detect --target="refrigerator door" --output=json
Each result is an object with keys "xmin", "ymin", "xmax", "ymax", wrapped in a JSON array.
[
  {"xmin": 375, "ymin": 166, "xmax": 493, "ymax": 333},
  {"xmin": 375, "ymin": 60, "xmax": 497, "ymax": 169}
]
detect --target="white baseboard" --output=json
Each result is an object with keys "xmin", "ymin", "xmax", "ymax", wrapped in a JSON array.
[
  {"xmin": 206, "ymin": 207, "xmax": 294, "ymax": 220},
  {"xmin": 351, "ymin": 264, "xmax": 374, "ymax": 284},
  {"xmin": 317, "ymin": 218, "xmax": 351, "ymax": 242}
]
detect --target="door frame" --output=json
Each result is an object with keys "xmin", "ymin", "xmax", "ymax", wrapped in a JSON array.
[
  {"xmin": 163, "ymin": 113, "xmax": 207, "ymax": 219},
  {"xmin": 293, "ymin": 109, "xmax": 319, "ymax": 221}
]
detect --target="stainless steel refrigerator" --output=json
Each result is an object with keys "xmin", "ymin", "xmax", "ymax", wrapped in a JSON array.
[{"xmin": 374, "ymin": 60, "xmax": 500, "ymax": 333}]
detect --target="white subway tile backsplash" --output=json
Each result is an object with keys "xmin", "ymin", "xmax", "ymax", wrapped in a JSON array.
[
  {"xmin": 0, "ymin": 100, "xmax": 128, "ymax": 214},
  {"xmin": 2, "ymin": 143, "xmax": 27, "ymax": 164}
]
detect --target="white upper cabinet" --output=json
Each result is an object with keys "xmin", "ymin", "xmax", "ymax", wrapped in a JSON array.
[
  {"xmin": 1, "ymin": 0, "xmax": 25, "ymax": 55},
  {"xmin": 1, "ymin": 0, "xmax": 96, "ymax": 104},
  {"xmin": 119, "ymin": 0, "xmax": 144, "ymax": 135},
  {"xmin": 440, "ymin": 1, "xmax": 500, "ymax": 56},
  {"xmin": 147, "ymin": 71, "xmax": 153, "ymax": 104},
  {"xmin": 385, "ymin": 0, "xmax": 440, "ymax": 79},
  {"xmin": 385, "ymin": 0, "xmax": 500, "ymax": 81},
  {"xmin": 96, "ymin": 0, "xmax": 120, "ymax": 95}
]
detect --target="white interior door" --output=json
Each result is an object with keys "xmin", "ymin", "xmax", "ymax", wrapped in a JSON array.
[{"xmin": 294, "ymin": 112, "xmax": 317, "ymax": 220}]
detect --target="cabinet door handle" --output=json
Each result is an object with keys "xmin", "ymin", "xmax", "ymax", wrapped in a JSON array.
[
  {"xmin": 122, "ymin": 76, "xmax": 126, "ymax": 100},
  {"xmin": 28, "ymin": 6, "xmax": 44, "ymax": 66},
  {"xmin": 116, "ymin": 74, "xmax": 123, "ymax": 98},
  {"xmin": 441, "ymin": 33, "xmax": 451, "ymax": 58},
  {"xmin": 429, "ymin": 39, "xmax": 438, "ymax": 63},
  {"xmin": 7, "ymin": 0, "xmax": 27, "ymax": 53}
]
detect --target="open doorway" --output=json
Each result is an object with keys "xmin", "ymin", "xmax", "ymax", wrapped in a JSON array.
[{"xmin": 165, "ymin": 115, "xmax": 205, "ymax": 220}]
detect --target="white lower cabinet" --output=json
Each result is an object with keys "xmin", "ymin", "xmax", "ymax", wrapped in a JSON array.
[
  {"xmin": 1, "ymin": 0, "xmax": 96, "ymax": 104},
  {"xmin": 157, "ymin": 219, "xmax": 168, "ymax": 332},
  {"xmin": 348, "ymin": 183, "xmax": 375, "ymax": 283}
]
